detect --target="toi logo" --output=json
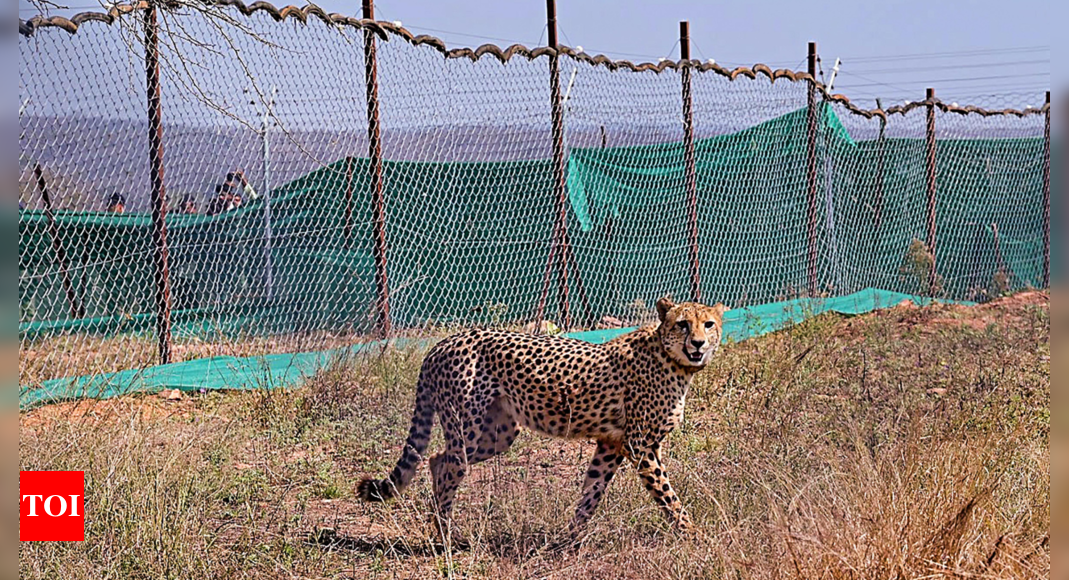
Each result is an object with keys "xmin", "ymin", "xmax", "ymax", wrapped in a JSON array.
[{"xmin": 20, "ymin": 471, "xmax": 85, "ymax": 541}]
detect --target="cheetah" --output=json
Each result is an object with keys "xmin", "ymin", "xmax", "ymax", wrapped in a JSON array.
[{"xmin": 357, "ymin": 297, "xmax": 726, "ymax": 539}]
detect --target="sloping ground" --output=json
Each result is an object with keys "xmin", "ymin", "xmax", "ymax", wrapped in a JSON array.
[
  {"xmin": 21, "ymin": 287, "xmax": 964, "ymax": 409},
  {"xmin": 20, "ymin": 292, "xmax": 1049, "ymax": 580}
]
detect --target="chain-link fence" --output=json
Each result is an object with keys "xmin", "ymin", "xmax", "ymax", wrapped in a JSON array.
[{"xmin": 18, "ymin": 3, "xmax": 1051, "ymax": 387}]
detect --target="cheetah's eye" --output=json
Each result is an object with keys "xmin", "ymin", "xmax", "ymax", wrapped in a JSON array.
[
  {"xmin": 704, "ymin": 321, "xmax": 715, "ymax": 329},
  {"xmin": 676, "ymin": 321, "xmax": 689, "ymax": 331}
]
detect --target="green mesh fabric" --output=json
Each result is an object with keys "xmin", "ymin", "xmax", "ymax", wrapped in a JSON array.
[
  {"xmin": 566, "ymin": 103, "xmax": 1044, "ymax": 310},
  {"xmin": 20, "ymin": 156, "xmax": 558, "ymax": 338}
]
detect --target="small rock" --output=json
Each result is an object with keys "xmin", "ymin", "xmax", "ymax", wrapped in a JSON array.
[
  {"xmin": 165, "ymin": 389, "xmax": 183, "ymax": 401},
  {"xmin": 926, "ymin": 388, "xmax": 947, "ymax": 396}
]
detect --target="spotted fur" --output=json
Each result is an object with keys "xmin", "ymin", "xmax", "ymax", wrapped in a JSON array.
[{"xmin": 357, "ymin": 297, "xmax": 726, "ymax": 537}]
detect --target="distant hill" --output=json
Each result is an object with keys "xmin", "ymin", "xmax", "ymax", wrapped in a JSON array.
[
  {"xmin": 19, "ymin": 107, "xmax": 1040, "ymax": 212},
  {"xmin": 20, "ymin": 114, "xmax": 692, "ymax": 212}
]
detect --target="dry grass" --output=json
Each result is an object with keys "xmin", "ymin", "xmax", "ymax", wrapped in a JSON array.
[
  {"xmin": 18, "ymin": 330, "xmax": 366, "ymax": 387},
  {"xmin": 20, "ymin": 321, "xmax": 516, "ymax": 388},
  {"xmin": 20, "ymin": 292, "xmax": 1049, "ymax": 579}
]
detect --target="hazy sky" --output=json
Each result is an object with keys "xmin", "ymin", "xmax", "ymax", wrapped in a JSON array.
[{"xmin": 19, "ymin": 0, "xmax": 1054, "ymax": 109}]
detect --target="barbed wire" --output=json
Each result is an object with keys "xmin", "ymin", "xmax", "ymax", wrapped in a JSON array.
[{"xmin": 17, "ymin": 3, "xmax": 1049, "ymax": 118}]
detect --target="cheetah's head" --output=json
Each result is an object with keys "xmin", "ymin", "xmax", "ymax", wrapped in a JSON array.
[{"xmin": 656, "ymin": 297, "xmax": 727, "ymax": 369}]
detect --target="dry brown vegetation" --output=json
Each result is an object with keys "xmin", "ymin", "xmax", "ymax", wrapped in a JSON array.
[{"xmin": 20, "ymin": 292, "xmax": 1049, "ymax": 579}]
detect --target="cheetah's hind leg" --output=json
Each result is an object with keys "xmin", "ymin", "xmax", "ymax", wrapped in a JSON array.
[{"xmin": 426, "ymin": 393, "xmax": 501, "ymax": 548}]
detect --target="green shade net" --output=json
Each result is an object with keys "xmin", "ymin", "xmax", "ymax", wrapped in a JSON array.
[
  {"xmin": 565, "ymin": 104, "xmax": 1044, "ymax": 313},
  {"xmin": 20, "ymin": 156, "xmax": 557, "ymax": 339},
  {"xmin": 20, "ymin": 288, "xmax": 968, "ymax": 410}
]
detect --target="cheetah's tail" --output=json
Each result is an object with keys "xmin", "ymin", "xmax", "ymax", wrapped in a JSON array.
[{"xmin": 357, "ymin": 376, "xmax": 434, "ymax": 502}]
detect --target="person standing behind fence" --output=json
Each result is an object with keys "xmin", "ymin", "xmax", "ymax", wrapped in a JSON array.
[
  {"xmin": 180, "ymin": 195, "xmax": 198, "ymax": 215},
  {"xmin": 225, "ymin": 169, "xmax": 258, "ymax": 204},
  {"xmin": 205, "ymin": 169, "xmax": 258, "ymax": 216},
  {"xmin": 205, "ymin": 184, "xmax": 232, "ymax": 216},
  {"xmin": 106, "ymin": 193, "xmax": 125, "ymax": 213}
]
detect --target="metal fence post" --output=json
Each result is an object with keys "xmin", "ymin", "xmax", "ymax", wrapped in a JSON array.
[
  {"xmin": 874, "ymin": 97, "xmax": 886, "ymax": 230},
  {"xmin": 143, "ymin": 1, "xmax": 173, "ymax": 365},
  {"xmin": 536, "ymin": 0, "xmax": 571, "ymax": 331},
  {"xmin": 1043, "ymin": 90, "xmax": 1050, "ymax": 288},
  {"xmin": 680, "ymin": 21, "xmax": 701, "ymax": 303},
  {"xmin": 566, "ymin": 242, "xmax": 593, "ymax": 326},
  {"xmin": 805, "ymin": 41, "xmax": 819, "ymax": 297},
  {"xmin": 34, "ymin": 164, "xmax": 83, "ymax": 319},
  {"xmin": 925, "ymin": 87, "xmax": 938, "ymax": 296},
  {"xmin": 363, "ymin": 0, "xmax": 391, "ymax": 337},
  {"xmin": 260, "ymin": 87, "xmax": 275, "ymax": 300}
]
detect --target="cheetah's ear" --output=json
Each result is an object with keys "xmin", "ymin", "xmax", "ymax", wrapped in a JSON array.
[
  {"xmin": 713, "ymin": 303, "xmax": 728, "ymax": 319},
  {"xmin": 656, "ymin": 296, "xmax": 675, "ymax": 322}
]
